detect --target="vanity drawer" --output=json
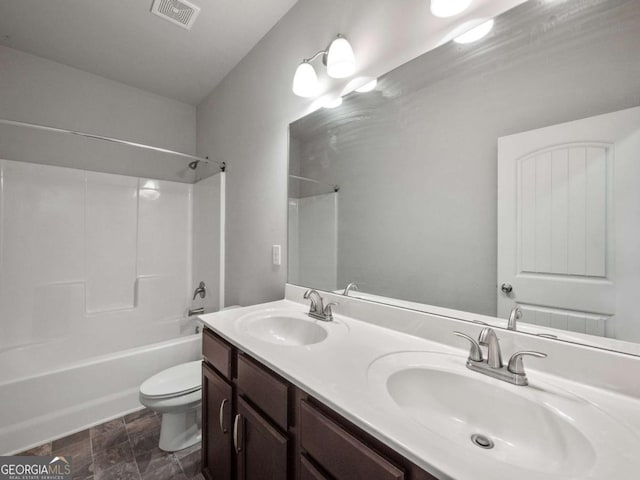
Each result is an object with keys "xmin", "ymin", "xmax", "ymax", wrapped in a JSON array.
[
  {"xmin": 237, "ymin": 353, "xmax": 289, "ymax": 430},
  {"xmin": 300, "ymin": 400, "xmax": 404, "ymax": 480},
  {"xmin": 202, "ymin": 328, "xmax": 233, "ymax": 380}
]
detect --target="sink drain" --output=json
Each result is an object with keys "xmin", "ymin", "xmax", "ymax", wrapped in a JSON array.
[{"xmin": 471, "ymin": 434, "xmax": 494, "ymax": 449}]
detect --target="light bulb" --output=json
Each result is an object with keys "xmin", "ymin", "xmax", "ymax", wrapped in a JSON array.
[
  {"xmin": 292, "ymin": 61, "xmax": 318, "ymax": 97},
  {"xmin": 454, "ymin": 19, "xmax": 494, "ymax": 44},
  {"xmin": 430, "ymin": 0, "xmax": 472, "ymax": 18},
  {"xmin": 326, "ymin": 35, "xmax": 355, "ymax": 79}
]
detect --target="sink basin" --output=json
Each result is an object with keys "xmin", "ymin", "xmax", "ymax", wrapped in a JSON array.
[
  {"xmin": 387, "ymin": 365, "xmax": 593, "ymax": 475},
  {"xmin": 365, "ymin": 351, "xmax": 640, "ymax": 477},
  {"xmin": 237, "ymin": 310, "xmax": 329, "ymax": 346}
]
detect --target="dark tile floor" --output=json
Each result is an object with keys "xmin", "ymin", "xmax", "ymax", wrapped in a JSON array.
[{"xmin": 19, "ymin": 408, "xmax": 203, "ymax": 480}]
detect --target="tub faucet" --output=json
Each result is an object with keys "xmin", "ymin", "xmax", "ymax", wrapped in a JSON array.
[
  {"xmin": 508, "ymin": 306, "xmax": 522, "ymax": 330},
  {"xmin": 193, "ymin": 281, "xmax": 206, "ymax": 301},
  {"xmin": 188, "ymin": 307, "xmax": 204, "ymax": 316},
  {"xmin": 342, "ymin": 282, "xmax": 359, "ymax": 296},
  {"xmin": 303, "ymin": 289, "xmax": 336, "ymax": 322}
]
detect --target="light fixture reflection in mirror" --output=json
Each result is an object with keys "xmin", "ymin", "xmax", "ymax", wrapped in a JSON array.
[
  {"xmin": 321, "ymin": 96, "xmax": 343, "ymax": 109},
  {"xmin": 430, "ymin": 0, "xmax": 472, "ymax": 18},
  {"xmin": 454, "ymin": 19, "xmax": 495, "ymax": 44},
  {"xmin": 355, "ymin": 78, "xmax": 378, "ymax": 93},
  {"xmin": 342, "ymin": 77, "xmax": 378, "ymax": 95}
]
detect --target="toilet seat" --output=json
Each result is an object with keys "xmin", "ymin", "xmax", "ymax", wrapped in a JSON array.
[{"xmin": 140, "ymin": 360, "xmax": 201, "ymax": 399}]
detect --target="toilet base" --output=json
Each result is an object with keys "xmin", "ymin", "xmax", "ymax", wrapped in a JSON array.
[{"xmin": 158, "ymin": 408, "xmax": 201, "ymax": 452}]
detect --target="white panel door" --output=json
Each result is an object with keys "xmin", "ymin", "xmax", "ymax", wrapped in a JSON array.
[{"xmin": 497, "ymin": 106, "xmax": 640, "ymax": 340}]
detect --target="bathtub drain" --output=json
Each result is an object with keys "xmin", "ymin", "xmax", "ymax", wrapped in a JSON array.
[{"xmin": 471, "ymin": 434, "xmax": 494, "ymax": 449}]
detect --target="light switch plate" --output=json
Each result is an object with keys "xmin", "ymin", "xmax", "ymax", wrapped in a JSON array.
[{"xmin": 272, "ymin": 245, "xmax": 281, "ymax": 266}]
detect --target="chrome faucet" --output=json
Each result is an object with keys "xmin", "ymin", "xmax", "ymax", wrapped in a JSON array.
[
  {"xmin": 342, "ymin": 282, "xmax": 359, "ymax": 296},
  {"xmin": 478, "ymin": 327, "xmax": 503, "ymax": 368},
  {"xmin": 303, "ymin": 289, "xmax": 336, "ymax": 322},
  {"xmin": 454, "ymin": 328, "xmax": 547, "ymax": 386},
  {"xmin": 508, "ymin": 306, "xmax": 522, "ymax": 330},
  {"xmin": 193, "ymin": 281, "xmax": 207, "ymax": 300}
]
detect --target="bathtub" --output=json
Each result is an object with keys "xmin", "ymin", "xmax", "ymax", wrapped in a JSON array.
[{"xmin": 0, "ymin": 319, "xmax": 202, "ymax": 455}]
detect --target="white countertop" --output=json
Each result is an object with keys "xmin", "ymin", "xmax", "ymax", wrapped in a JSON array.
[{"xmin": 200, "ymin": 298, "xmax": 640, "ymax": 480}]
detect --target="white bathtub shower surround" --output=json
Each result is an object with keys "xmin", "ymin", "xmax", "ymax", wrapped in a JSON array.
[
  {"xmin": 0, "ymin": 331, "xmax": 201, "ymax": 455},
  {"xmin": 0, "ymin": 159, "xmax": 192, "ymax": 372},
  {"xmin": 0, "ymin": 159, "xmax": 223, "ymax": 454}
]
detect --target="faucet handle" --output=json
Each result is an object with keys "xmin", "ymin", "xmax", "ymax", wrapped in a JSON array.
[
  {"xmin": 507, "ymin": 351, "xmax": 547, "ymax": 375},
  {"xmin": 453, "ymin": 332, "xmax": 483, "ymax": 362},
  {"xmin": 323, "ymin": 302, "xmax": 338, "ymax": 318}
]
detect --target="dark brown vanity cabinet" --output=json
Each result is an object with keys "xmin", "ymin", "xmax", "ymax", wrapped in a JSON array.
[
  {"xmin": 202, "ymin": 362, "xmax": 233, "ymax": 480},
  {"xmin": 201, "ymin": 327, "xmax": 439, "ymax": 480},
  {"xmin": 202, "ymin": 328, "xmax": 289, "ymax": 480}
]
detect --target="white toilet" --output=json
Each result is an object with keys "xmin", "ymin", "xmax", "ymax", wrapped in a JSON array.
[{"xmin": 139, "ymin": 360, "xmax": 202, "ymax": 452}]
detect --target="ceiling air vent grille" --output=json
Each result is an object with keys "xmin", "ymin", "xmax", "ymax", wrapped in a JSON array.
[{"xmin": 151, "ymin": 0, "xmax": 201, "ymax": 30}]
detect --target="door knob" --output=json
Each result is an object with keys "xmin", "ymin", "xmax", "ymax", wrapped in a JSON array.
[{"xmin": 500, "ymin": 282, "xmax": 513, "ymax": 294}]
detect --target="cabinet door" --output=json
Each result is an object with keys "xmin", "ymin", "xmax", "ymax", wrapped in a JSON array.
[
  {"xmin": 235, "ymin": 397, "xmax": 288, "ymax": 480},
  {"xmin": 202, "ymin": 362, "xmax": 233, "ymax": 480}
]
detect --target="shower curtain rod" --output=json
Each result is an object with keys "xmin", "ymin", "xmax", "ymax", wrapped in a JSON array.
[
  {"xmin": 0, "ymin": 118, "xmax": 224, "ymax": 169},
  {"xmin": 289, "ymin": 174, "xmax": 339, "ymax": 192}
]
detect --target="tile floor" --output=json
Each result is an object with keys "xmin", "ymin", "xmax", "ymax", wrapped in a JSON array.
[{"xmin": 19, "ymin": 408, "xmax": 203, "ymax": 480}]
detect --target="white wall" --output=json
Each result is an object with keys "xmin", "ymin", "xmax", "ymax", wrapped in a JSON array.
[
  {"xmin": 0, "ymin": 46, "xmax": 197, "ymax": 182},
  {"xmin": 196, "ymin": 0, "xmax": 524, "ymax": 306},
  {"xmin": 0, "ymin": 160, "xmax": 192, "ymax": 379}
]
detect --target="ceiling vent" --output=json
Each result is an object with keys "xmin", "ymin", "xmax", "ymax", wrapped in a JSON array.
[{"xmin": 151, "ymin": 0, "xmax": 201, "ymax": 30}]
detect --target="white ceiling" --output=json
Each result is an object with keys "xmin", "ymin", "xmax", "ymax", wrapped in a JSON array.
[{"xmin": 0, "ymin": 0, "xmax": 298, "ymax": 105}]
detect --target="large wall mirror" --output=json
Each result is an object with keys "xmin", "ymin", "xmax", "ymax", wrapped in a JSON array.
[{"xmin": 288, "ymin": 0, "xmax": 640, "ymax": 356}]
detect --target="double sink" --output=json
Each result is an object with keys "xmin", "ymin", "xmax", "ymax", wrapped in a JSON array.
[{"xmin": 206, "ymin": 298, "xmax": 640, "ymax": 479}]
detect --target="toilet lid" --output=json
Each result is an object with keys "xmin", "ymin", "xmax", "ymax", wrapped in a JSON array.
[{"xmin": 140, "ymin": 360, "xmax": 202, "ymax": 398}]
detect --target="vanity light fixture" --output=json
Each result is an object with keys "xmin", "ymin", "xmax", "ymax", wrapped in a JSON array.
[
  {"xmin": 292, "ymin": 34, "xmax": 356, "ymax": 97},
  {"xmin": 454, "ymin": 19, "xmax": 494, "ymax": 43},
  {"xmin": 430, "ymin": 0, "xmax": 472, "ymax": 18}
]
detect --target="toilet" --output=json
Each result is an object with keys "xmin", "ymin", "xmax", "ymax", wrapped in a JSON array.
[{"xmin": 139, "ymin": 360, "xmax": 203, "ymax": 452}]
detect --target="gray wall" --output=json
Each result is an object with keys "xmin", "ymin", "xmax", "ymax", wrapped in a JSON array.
[
  {"xmin": 196, "ymin": 0, "xmax": 524, "ymax": 307},
  {"xmin": 0, "ymin": 46, "xmax": 197, "ymax": 182},
  {"xmin": 289, "ymin": 0, "xmax": 640, "ymax": 316}
]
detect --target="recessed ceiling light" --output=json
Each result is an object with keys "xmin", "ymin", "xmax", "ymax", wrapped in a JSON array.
[
  {"xmin": 454, "ymin": 19, "xmax": 494, "ymax": 44},
  {"xmin": 430, "ymin": 0, "xmax": 472, "ymax": 18}
]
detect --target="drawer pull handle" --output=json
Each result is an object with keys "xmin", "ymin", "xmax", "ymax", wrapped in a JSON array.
[
  {"xmin": 219, "ymin": 398, "xmax": 228, "ymax": 434},
  {"xmin": 233, "ymin": 414, "xmax": 242, "ymax": 453}
]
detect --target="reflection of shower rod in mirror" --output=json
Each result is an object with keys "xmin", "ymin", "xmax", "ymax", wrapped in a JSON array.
[
  {"xmin": 289, "ymin": 174, "xmax": 339, "ymax": 192},
  {"xmin": 0, "ymin": 118, "xmax": 225, "ymax": 172}
]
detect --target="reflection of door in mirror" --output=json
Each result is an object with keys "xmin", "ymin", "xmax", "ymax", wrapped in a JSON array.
[{"xmin": 498, "ymin": 106, "xmax": 640, "ymax": 342}]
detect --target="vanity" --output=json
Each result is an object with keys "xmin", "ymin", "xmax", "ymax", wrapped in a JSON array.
[{"xmin": 198, "ymin": 285, "xmax": 640, "ymax": 480}]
